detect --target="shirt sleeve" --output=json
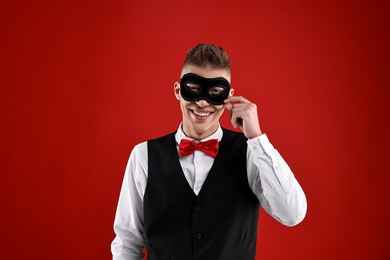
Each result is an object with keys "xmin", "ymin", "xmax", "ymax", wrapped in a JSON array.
[
  {"xmin": 111, "ymin": 143, "xmax": 148, "ymax": 260},
  {"xmin": 246, "ymin": 134, "xmax": 307, "ymax": 226}
]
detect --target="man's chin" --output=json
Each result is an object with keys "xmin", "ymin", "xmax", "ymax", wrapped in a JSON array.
[{"xmin": 193, "ymin": 123, "xmax": 218, "ymax": 135}]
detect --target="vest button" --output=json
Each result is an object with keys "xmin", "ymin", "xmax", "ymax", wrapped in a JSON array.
[
  {"xmin": 196, "ymin": 233, "xmax": 203, "ymax": 240},
  {"xmin": 195, "ymin": 205, "xmax": 203, "ymax": 212}
]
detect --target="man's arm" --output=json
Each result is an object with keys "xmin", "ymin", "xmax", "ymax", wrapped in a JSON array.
[
  {"xmin": 111, "ymin": 143, "xmax": 148, "ymax": 260},
  {"xmin": 225, "ymin": 96, "xmax": 307, "ymax": 226},
  {"xmin": 246, "ymin": 134, "xmax": 307, "ymax": 226}
]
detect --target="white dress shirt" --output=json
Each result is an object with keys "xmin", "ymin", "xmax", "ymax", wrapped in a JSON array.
[{"xmin": 111, "ymin": 124, "xmax": 307, "ymax": 260}]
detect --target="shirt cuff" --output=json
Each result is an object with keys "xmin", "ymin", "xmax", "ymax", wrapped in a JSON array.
[{"xmin": 247, "ymin": 133, "xmax": 274, "ymax": 155}]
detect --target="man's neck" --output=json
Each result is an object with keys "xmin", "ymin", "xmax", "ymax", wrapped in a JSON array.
[{"xmin": 182, "ymin": 126, "xmax": 219, "ymax": 141}]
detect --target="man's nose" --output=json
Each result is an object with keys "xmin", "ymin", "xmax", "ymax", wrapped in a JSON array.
[{"xmin": 195, "ymin": 99, "xmax": 210, "ymax": 107}]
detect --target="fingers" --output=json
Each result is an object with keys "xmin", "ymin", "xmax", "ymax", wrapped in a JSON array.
[
  {"xmin": 229, "ymin": 102, "xmax": 257, "ymax": 118},
  {"xmin": 224, "ymin": 96, "xmax": 250, "ymax": 120},
  {"xmin": 230, "ymin": 114, "xmax": 241, "ymax": 129},
  {"xmin": 224, "ymin": 96, "xmax": 251, "ymax": 104},
  {"xmin": 225, "ymin": 102, "xmax": 233, "ymax": 112},
  {"xmin": 230, "ymin": 106, "xmax": 249, "ymax": 129},
  {"xmin": 227, "ymin": 104, "xmax": 246, "ymax": 129},
  {"xmin": 224, "ymin": 97, "xmax": 252, "ymax": 129},
  {"xmin": 224, "ymin": 95, "xmax": 262, "ymax": 138}
]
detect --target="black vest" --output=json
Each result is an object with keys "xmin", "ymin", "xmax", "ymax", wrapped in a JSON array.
[{"xmin": 145, "ymin": 128, "xmax": 260, "ymax": 260}]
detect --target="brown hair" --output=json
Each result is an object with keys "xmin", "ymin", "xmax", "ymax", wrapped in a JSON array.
[{"xmin": 183, "ymin": 43, "xmax": 231, "ymax": 72}]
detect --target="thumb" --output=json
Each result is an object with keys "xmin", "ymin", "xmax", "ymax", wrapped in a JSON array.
[{"xmin": 225, "ymin": 102, "xmax": 233, "ymax": 112}]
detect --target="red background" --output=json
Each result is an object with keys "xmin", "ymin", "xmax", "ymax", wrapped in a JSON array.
[{"xmin": 1, "ymin": 0, "xmax": 389, "ymax": 259}]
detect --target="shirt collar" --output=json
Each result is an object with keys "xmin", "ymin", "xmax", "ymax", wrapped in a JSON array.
[{"xmin": 175, "ymin": 123, "xmax": 223, "ymax": 144}]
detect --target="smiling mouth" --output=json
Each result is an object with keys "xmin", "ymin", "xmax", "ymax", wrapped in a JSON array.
[{"xmin": 191, "ymin": 109, "xmax": 213, "ymax": 118}]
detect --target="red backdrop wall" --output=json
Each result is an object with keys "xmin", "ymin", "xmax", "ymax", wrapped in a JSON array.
[{"xmin": 1, "ymin": 0, "xmax": 389, "ymax": 259}]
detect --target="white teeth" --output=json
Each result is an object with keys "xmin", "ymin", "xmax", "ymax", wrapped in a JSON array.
[{"xmin": 193, "ymin": 110, "xmax": 211, "ymax": 117}]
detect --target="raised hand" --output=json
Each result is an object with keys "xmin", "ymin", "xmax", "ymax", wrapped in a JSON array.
[{"xmin": 224, "ymin": 96, "xmax": 263, "ymax": 139}]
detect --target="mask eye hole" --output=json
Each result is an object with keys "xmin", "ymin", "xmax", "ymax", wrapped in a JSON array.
[
  {"xmin": 185, "ymin": 82, "xmax": 201, "ymax": 93},
  {"xmin": 208, "ymin": 86, "xmax": 225, "ymax": 96}
]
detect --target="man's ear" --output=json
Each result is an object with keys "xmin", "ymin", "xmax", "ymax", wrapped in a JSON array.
[
  {"xmin": 229, "ymin": 88, "xmax": 234, "ymax": 97},
  {"xmin": 174, "ymin": 82, "xmax": 181, "ymax": 100}
]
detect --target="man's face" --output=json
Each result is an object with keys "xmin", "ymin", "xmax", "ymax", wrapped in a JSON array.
[{"xmin": 174, "ymin": 64, "xmax": 233, "ymax": 140}]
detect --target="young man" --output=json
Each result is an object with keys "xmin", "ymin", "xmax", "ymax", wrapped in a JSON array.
[{"xmin": 111, "ymin": 43, "xmax": 307, "ymax": 260}]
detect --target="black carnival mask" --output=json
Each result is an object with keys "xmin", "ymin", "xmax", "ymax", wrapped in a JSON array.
[{"xmin": 180, "ymin": 73, "xmax": 231, "ymax": 105}]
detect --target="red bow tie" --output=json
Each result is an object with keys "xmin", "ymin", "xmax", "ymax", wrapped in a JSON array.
[{"xmin": 179, "ymin": 139, "xmax": 219, "ymax": 158}]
